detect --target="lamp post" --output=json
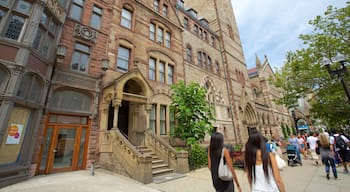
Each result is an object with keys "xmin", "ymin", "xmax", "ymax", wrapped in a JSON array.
[{"xmin": 322, "ymin": 53, "xmax": 350, "ymax": 104}]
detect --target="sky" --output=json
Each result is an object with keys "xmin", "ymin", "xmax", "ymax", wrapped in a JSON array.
[{"xmin": 230, "ymin": 0, "xmax": 348, "ymax": 70}]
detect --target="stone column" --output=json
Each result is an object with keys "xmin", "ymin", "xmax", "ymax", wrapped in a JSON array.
[
  {"xmin": 112, "ymin": 99, "xmax": 121, "ymax": 130},
  {"xmin": 175, "ymin": 150, "xmax": 189, "ymax": 173},
  {"xmin": 144, "ymin": 103, "xmax": 153, "ymax": 131}
]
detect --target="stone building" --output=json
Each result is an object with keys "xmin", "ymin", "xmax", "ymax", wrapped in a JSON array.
[
  {"xmin": 248, "ymin": 55, "xmax": 292, "ymax": 137},
  {"xmin": 0, "ymin": 0, "xmax": 292, "ymax": 186}
]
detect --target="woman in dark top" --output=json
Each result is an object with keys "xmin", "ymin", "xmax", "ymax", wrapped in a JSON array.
[{"xmin": 208, "ymin": 132, "xmax": 242, "ymax": 192}]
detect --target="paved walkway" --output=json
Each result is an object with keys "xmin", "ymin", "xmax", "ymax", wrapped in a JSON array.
[{"xmin": 1, "ymin": 158, "xmax": 349, "ymax": 192}]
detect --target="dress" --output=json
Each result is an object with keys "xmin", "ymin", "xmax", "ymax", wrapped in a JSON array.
[
  {"xmin": 252, "ymin": 164, "xmax": 279, "ymax": 192},
  {"xmin": 210, "ymin": 148, "xmax": 234, "ymax": 192}
]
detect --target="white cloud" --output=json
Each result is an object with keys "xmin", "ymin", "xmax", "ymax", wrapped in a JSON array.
[{"xmin": 231, "ymin": 0, "xmax": 348, "ymax": 70}]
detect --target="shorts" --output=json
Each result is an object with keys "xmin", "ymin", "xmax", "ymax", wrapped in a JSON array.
[
  {"xmin": 338, "ymin": 150, "xmax": 350, "ymax": 162},
  {"xmin": 310, "ymin": 149, "xmax": 319, "ymax": 160}
]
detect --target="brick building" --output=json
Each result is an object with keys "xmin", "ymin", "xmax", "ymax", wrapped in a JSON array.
[{"xmin": 0, "ymin": 0, "xmax": 292, "ymax": 186}]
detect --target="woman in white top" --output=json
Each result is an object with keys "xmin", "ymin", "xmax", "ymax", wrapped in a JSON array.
[{"xmin": 244, "ymin": 131, "xmax": 286, "ymax": 192}]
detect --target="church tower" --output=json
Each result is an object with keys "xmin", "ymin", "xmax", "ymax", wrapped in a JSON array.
[{"xmin": 183, "ymin": 0, "xmax": 257, "ymax": 142}]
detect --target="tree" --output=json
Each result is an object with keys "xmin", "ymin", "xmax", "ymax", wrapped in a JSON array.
[
  {"xmin": 271, "ymin": 3, "xmax": 350, "ymax": 128},
  {"xmin": 170, "ymin": 80, "xmax": 215, "ymax": 145}
]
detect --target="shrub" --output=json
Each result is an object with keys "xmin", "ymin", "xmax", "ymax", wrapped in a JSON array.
[{"xmin": 188, "ymin": 143, "xmax": 207, "ymax": 170}]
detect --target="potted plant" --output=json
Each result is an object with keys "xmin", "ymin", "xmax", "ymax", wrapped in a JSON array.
[{"xmin": 232, "ymin": 144, "xmax": 244, "ymax": 168}]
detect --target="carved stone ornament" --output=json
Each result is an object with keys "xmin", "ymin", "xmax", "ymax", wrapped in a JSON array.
[{"xmin": 73, "ymin": 23, "xmax": 98, "ymax": 43}]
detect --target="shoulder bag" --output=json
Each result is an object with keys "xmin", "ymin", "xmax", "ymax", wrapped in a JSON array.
[{"xmin": 218, "ymin": 148, "xmax": 232, "ymax": 181}]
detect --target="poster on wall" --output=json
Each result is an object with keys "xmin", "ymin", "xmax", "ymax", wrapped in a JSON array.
[{"xmin": 6, "ymin": 123, "xmax": 23, "ymax": 145}]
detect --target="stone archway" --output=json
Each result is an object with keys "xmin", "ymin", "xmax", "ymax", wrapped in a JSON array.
[{"xmin": 100, "ymin": 68, "xmax": 154, "ymax": 145}]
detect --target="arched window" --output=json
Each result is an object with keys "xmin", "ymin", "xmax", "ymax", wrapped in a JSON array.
[
  {"xmin": 0, "ymin": 66, "xmax": 8, "ymax": 92},
  {"xmin": 17, "ymin": 73, "xmax": 43, "ymax": 103},
  {"xmin": 50, "ymin": 90, "xmax": 92, "ymax": 113}
]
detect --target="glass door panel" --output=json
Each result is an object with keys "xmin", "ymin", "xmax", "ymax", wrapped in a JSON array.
[
  {"xmin": 39, "ymin": 127, "xmax": 53, "ymax": 171},
  {"xmin": 77, "ymin": 128, "xmax": 86, "ymax": 167},
  {"xmin": 53, "ymin": 128, "xmax": 76, "ymax": 169}
]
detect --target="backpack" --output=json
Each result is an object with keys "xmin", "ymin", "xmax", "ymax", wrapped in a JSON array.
[{"xmin": 335, "ymin": 135, "xmax": 348, "ymax": 150}]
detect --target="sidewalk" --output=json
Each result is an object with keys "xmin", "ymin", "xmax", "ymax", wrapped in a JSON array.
[{"xmin": 0, "ymin": 158, "xmax": 349, "ymax": 192}]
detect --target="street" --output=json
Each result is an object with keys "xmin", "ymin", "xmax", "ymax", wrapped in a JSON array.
[{"xmin": 1, "ymin": 157, "xmax": 349, "ymax": 192}]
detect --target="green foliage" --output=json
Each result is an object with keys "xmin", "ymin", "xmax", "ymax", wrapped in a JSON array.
[
  {"xmin": 286, "ymin": 124, "xmax": 291, "ymax": 137},
  {"xmin": 188, "ymin": 143, "xmax": 208, "ymax": 170},
  {"xmin": 170, "ymin": 80, "xmax": 216, "ymax": 145},
  {"xmin": 281, "ymin": 123, "xmax": 288, "ymax": 139},
  {"xmin": 233, "ymin": 144, "xmax": 243, "ymax": 152},
  {"xmin": 270, "ymin": 3, "xmax": 350, "ymax": 128},
  {"xmin": 292, "ymin": 126, "xmax": 297, "ymax": 135}
]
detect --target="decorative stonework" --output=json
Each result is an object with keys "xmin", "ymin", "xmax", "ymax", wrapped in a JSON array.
[
  {"xmin": 73, "ymin": 24, "xmax": 98, "ymax": 43},
  {"xmin": 42, "ymin": 0, "xmax": 66, "ymax": 23}
]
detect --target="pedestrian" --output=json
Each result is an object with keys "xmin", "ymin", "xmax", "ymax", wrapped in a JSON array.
[
  {"xmin": 208, "ymin": 132, "xmax": 242, "ymax": 192},
  {"xmin": 307, "ymin": 132, "xmax": 319, "ymax": 165},
  {"xmin": 297, "ymin": 133, "xmax": 307, "ymax": 159},
  {"xmin": 332, "ymin": 130, "xmax": 350, "ymax": 173},
  {"xmin": 244, "ymin": 131, "xmax": 286, "ymax": 192},
  {"xmin": 319, "ymin": 133, "xmax": 338, "ymax": 180},
  {"xmin": 288, "ymin": 134, "xmax": 301, "ymax": 161}
]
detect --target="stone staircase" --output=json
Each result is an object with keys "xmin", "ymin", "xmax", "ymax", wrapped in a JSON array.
[{"xmin": 135, "ymin": 146, "xmax": 174, "ymax": 177}]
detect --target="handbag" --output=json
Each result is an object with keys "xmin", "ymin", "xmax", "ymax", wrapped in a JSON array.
[
  {"xmin": 218, "ymin": 148, "xmax": 232, "ymax": 181},
  {"xmin": 275, "ymin": 154, "xmax": 286, "ymax": 169}
]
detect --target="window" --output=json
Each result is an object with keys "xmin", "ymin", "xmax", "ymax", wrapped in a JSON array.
[
  {"xmin": 116, "ymin": 46, "xmax": 130, "ymax": 72},
  {"xmin": 51, "ymin": 90, "xmax": 92, "ymax": 112},
  {"xmin": 16, "ymin": 73, "xmax": 42, "ymax": 103},
  {"xmin": 183, "ymin": 17, "xmax": 188, "ymax": 29},
  {"xmin": 194, "ymin": 24, "xmax": 198, "ymax": 35},
  {"xmin": 149, "ymin": 57, "xmax": 156, "ymax": 80},
  {"xmin": 160, "ymin": 105, "xmax": 166, "ymax": 135},
  {"xmin": 215, "ymin": 61, "xmax": 220, "ymax": 75},
  {"xmin": 33, "ymin": 11, "xmax": 58, "ymax": 57},
  {"xmin": 207, "ymin": 57, "xmax": 211, "ymax": 71},
  {"xmin": 159, "ymin": 61, "xmax": 165, "ymax": 83},
  {"xmin": 69, "ymin": 0, "xmax": 84, "ymax": 21},
  {"xmin": 165, "ymin": 31, "xmax": 171, "ymax": 48},
  {"xmin": 121, "ymin": 8, "xmax": 132, "ymax": 29},
  {"xmin": 202, "ymin": 52, "xmax": 206, "ymax": 67},
  {"xmin": 71, "ymin": 43, "xmax": 90, "ymax": 73},
  {"xmin": 170, "ymin": 110, "xmax": 175, "ymax": 133},
  {"xmin": 0, "ymin": 0, "xmax": 10, "ymax": 6},
  {"xmin": 153, "ymin": 0, "xmax": 159, "ymax": 11},
  {"xmin": 186, "ymin": 47, "xmax": 192, "ymax": 63},
  {"xmin": 211, "ymin": 36, "xmax": 215, "ymax": 47},
  {"xmin": 0, "ymin": 67, "xmax": 7, "ymax": 91},
  {"xmin": 167, "ymin": 65, "xmax": 173, "ymax": 85},
  {"xmin": 0, "ymin": 9, "xmax": 6, "ymax": 23},
  {"xmin": 199, "ymin": 28, "xmax": 203, "ymax": 38},
  {"xmin": 204, "ymin": 31, "xmax": 207, "ymax": 41},
  {"xmin": 2, "ymin": 0, "xmax": 33, "ymax": 41},
  {"xmin": 149, "ymin": 23, "xmax": 155, "ymax": 40},
  {"xmin": 177, "ymin": 0, "xmax": 184, "ymax": 8},
  {"xmin": 157, "ymin": 27, "xmax": 163, "ymax": 44},
  {"xmin": 149, "ymin": 105, "xmax": 156, "ymax": 133},
  {"xmin": 90, "ymin": 5, "xmax": 102, "ymax": 29},
  {"xmin": 197, "ymin": 52, "xmax": 202, "ymax": 66},
  {"xmin": 162, "ymin": 4, "xmax": 167, "ymax": 16}
]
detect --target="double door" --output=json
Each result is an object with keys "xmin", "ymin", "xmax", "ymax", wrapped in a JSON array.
[{"xmin": 38, "ymin": 115, "xmax": 89, "ymax": 174}]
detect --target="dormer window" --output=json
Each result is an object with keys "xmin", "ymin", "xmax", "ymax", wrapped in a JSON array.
[{"xmin": 187, "ymin": 8, "xmax": 197, "ymax": 18}]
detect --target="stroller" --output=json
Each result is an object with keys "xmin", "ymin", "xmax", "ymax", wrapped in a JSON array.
[{"xmin": 286, "ymin": 144, "xmax": 302, "ymax": 166}]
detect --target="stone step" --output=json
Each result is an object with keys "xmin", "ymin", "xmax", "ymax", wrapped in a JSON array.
[
  {"xmin": 152, "ymin": 168, "xmax": 174, "ymax": 177},
  {"xmin": 152, "ymin": 163, "xmax": 169, "ymax": 171}
]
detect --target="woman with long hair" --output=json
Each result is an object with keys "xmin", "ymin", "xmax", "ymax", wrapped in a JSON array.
[
  {"xmin": 319, "ymin": 133, "xmax": 338, "ymax": 179},
  {"xmin": 244, "ymin": 131, "xmax": 285, "ymax": 192},
  {"xmin": 208, "ymin": 132, "xmax": 242, "ymax": 192}
]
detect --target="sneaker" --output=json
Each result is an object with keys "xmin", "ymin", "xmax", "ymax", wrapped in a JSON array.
[
  {"xmin": 334, "ymin": 175, "xmax": 338, "ymax": 179},
  {"xmin": 326, "ymin": 174, "xmax": 330, "ymax": 180}
]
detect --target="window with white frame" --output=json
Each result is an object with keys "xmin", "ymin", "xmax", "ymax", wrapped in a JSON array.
[
  {"xmin": 121, "ymin": 7, "xmax": 132, "ymax": 29},
  {"xmin": 148, "ymin": 56, "xmax": 174, "ymax": 85},
  {"xmin": 2, "ymin": 0, "xmax": 33, "ymax": 41},
  {"xmin": 165, "ymin": 31, "xmax": 171, "ymax": 48},
  {"xmin": 32, "ymin": 11, "xmax": 58, "ymax": 57},
  {"xmin": 69, "ymin": 0, "xmax": 84, "ymax": 21},
  {"xmin": 90, "ymin": 5, "xmax": 102, "ymax": 29},
  {"xmin": 149, "ymin": 22, "xmax": 171, "ymax": 48},
  {"xmin": 153, "ymin": 0, "xmax": 159, "ymax": 11},
  {"xmin": 160, "ymin": 105, "xmax": 166, "ymax": 135},
  {"xmin": 167, "ymin": 65, "xmax": 173, "ymax": 85},
  {"xmin": 162, "ymin": 4, "xmax": 167, "ymax": 16},
  {"xmin": 71, "ymin": 43, "xmax": 90, "ymax": 73},
  {"xmin": 116, "ymin": 46, "xmax": 130, "ymax": 72},
  {"xmin": 16, "ymin": 73, "xmax": 42, "ymax": 103},
  {"xmin": 157, "ymin": 27, "xmax": 163, "ymax": 44},
  {"xmin": 149, "ymin": 57, "xmax": 156, "ymax": 80},
  {"xmin": 149, "ymin": 104, "xmax": 156, "ymax": 133},
  {"xmin": 159, "ymin": 61, "xmax": 165, "ymax": 83},
  {"xmin": 149, "ymin": 23, "xmax": 155, "ymax": 40}
]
